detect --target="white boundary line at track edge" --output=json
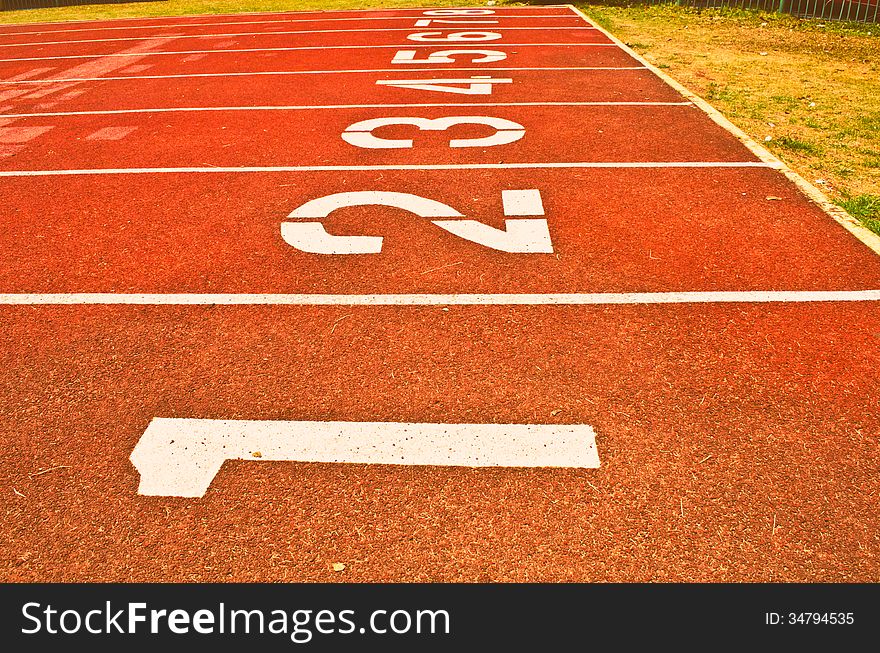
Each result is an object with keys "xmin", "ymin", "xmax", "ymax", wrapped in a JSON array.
[
  {"xmin": 0, "ymin": 43, "xmax": 620, "ymax": 64},
  {"xmin": 2, "ymin": 291, "xmax": 879, "ymax": 306},
  {"xmin": 0, "ymin": 162, "xmax": 774, "ymax": 176},
  {"xmin": 566, "ymin": 5, "xmax": 880, "ymax": 258},
  {"xmin": 0, "ymin": 67, "xmax": 648, "ymax": 84}
]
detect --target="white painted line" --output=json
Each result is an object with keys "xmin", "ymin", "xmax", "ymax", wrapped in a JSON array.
[
  {"xmin": 0, "ymin": 66, "xmax": 648, "ymax": 84},
  {"xmin": 0, "ymin": 15, "xmax": 583, "ymax": 38},
  {"xmin": 0, "ymin": 14, "xmax": 578, "ymax": 37},
  {"xmin": 3, "ymin": 291, "xmax": 878, "ymax": 306},
  {"xmin": 0, "ymin": 43, "xmax": 619, "ymax": 64},
  {"xmin": 0, "ymin": 6, "xmax": 576, "ymax": 31},
  {"xmin": 130, "ymin": 418, "xmax": 600, "ymax": 497},
  {"xmin": 0, "ymin": 101, "xmax": 693, "ymax": 119},
  {"xmin": 0, "ymin": 162, "xmax": 771, "ymax": 177},
  {"xmin": 0, "ymin": 27, "xmax": 598, "ymax": 49}
]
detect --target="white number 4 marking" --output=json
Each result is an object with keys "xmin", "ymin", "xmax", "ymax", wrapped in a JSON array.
[
  {"xmin": 280, "ymin": 190, "xmax": 552, "ymax": 254},
  {"xmin": 376, "ymin": 75, "xmax": 511, "ymax": 95}
]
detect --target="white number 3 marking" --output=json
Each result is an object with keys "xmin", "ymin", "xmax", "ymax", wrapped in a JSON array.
[{"xmin": 341, "ymin": 116, "xmax": 525, "ymax": 149}]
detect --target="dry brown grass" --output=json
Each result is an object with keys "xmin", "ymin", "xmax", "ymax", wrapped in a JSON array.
[{"xmin": 580, "ymin": 3, "xmax": 880, "ymax": 234}]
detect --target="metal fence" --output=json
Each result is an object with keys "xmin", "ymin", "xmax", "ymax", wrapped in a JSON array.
[
  {"xmin": 614, "ymin": 0, "xmax": 880, "ymax": 23},
  {"xmin": 1, "ymin": 0, "xmax": 161, "ymax": 11}
]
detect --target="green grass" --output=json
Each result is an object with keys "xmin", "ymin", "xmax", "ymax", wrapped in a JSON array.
[
  {"xmin": 839, "ymin": 195, "xmax": 880, "ymax": 236},
  {"xmin": 577, "ymin": 3, "xmax": 880, "ymax": 238},
  {"xmin": 775, "ymin": 135, "xmax": 823, "ymax": 156}
]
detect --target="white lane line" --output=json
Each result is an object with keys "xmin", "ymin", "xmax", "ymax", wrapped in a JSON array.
[
  {"xmin": 0, "ymin": 43, "xmax": 619, "ymax": 64},
  {"xmin": 0, "ymin": 27, "xmax": 599, "ymax": 49},
  {"xmin": 130, "ymin": 418, "xmax": 600, "ymax": 497},
  {"xmin": 0, "ymin": 162, "xmax": 769, "ymax": 177},
  {"xmin": 4, "ymin": 291, "xmax": 877, "ymax": 306},
  {"xmin": 0, "ymin": 15, "xmax": 583, "ymax": 38},
  {"xmin": 0, "ymin": 6, "xmax": 576, "ymax": 31},
  {"xmin": 0, "ymin": 66, "xmax": 648, "ymax": 84},
  {"xmin": 0, "ymin": 101, "xmax": 693, "ymax": 119}
]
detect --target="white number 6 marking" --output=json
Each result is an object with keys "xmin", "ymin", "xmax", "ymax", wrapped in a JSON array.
[
  {"xmin": 407, "ymin": 31, "xmax": 502, "ymax": 42},
  {"xmin": 341, "ymin": 116, "xmax": 525, "ymax": 149}
]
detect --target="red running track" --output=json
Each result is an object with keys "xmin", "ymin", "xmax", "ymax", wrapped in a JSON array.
[{"xmin": 1, "ymin": 4, "xmax": 879, "ymax": 583}]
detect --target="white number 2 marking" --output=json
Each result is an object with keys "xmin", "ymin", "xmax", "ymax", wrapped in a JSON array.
[
  {"xmin": 341, "ymin": 116, "xmax": 525, "ymax": 149},
  {"xmin": 281, "ymin": 190, "xmax": 552, "ymax": 254}
]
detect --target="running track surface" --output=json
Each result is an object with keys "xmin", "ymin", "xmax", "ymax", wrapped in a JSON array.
[{"xmin": 2, "ymin": 5, "xmax": 879, "ymax": 582}]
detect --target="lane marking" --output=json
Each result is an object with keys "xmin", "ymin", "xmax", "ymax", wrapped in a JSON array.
[
  {"xmin": 0, "ymin": 27, "xmax": 599, "ymax": 49},
  {"xmin": 130, "ymin": 418, "xmax": 600, "ymax": 498},
  {"xmin": 0, "ymin": 125, "xmax": 52, "ymax": 142},
  {"xmin": 117, "ymin": 63, "xmax": 154, "ymax": 74},
  {"xmin": 0, "ymin": 89, "xmax": 28, "ymax": 102},
  {"xmin": 0, "ymin": 43, "xmax": 620, "ymax": 64},
  {"xmin": 0, "ymin": 102, "xmax": 694, "ymax": 119},
  {"xmin": 0, "ymin": 66, "xmax": 648, "ymax": 84},
  {"xmin": 0, "ymin": 15, "xmax": 584, "ymax": 38},
  {"xmin": 0, "ymin": 162, "xmax": 770, "ymax": 177},
  {"xmin": 0, "ymin": 6, "xmax": 577, "ymax": 31},
  {"xmin": 5, "ymin": 67, "xmax": 56, "ymax": 80},
  {"xmin": 3, "ymin": 291, "xmax": 878, "ymax": 306}
]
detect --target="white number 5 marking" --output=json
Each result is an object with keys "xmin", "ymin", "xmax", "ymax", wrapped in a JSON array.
[
  {"xmin": 341, "ymin": 116, "xmax": 525, "ymax": 149},
  {"xmin": 391, "ymin": 49, "xmax": 507, "ymax": 64}
]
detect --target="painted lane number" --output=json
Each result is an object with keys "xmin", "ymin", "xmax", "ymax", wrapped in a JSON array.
[
  {"xmin": 280, "ymin": 190, "xmax": 552, "ymax": 255},
  {"xmin": 391, "ymin": 49, "xmax": 507, "ymax": 64},
  {"xmin": 341, "ymin": 116, "xmax": 525, "ymax": 149},
  {"xmin": 376, "ymin": 75, "xmax": 511, "ymax": 95}
]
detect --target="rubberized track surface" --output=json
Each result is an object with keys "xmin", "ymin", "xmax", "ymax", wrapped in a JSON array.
[{"xmin": 2, "ymin": 5, "xmax": 879, "ymax": 582}]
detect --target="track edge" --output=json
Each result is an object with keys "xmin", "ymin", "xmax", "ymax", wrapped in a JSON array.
[{"xmin": 566, "ymin": 3, "xmax": 880, "ymax": 258}]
